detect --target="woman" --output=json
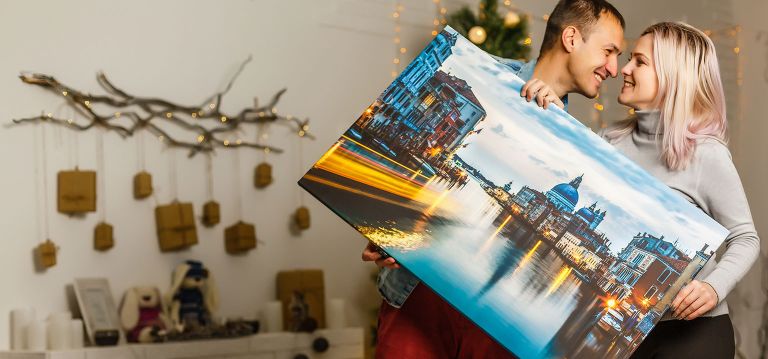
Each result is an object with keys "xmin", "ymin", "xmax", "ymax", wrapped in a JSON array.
[{"xmin": 602, "ymin": 22, "xmax": 759, "ymax": 358}]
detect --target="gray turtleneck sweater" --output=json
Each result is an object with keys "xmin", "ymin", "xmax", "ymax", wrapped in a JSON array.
[{"xmin": 601, "ymin": 110, "xmax": 760, "ymax": 319}]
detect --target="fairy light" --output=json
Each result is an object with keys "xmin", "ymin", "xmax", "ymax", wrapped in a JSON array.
[
  {"xmin": 62, "ymin": 91, "xmax": 68, "ymax": 96},
  {"xmin": 165, "ymin": 112, "xmax": 173, "ymax": 118},
  {"xmin": 236, "ymin": 139, "xmax": 242, "ymax": 145},
  {"xmin": 223, "ymin": 140, "xmax": 230, "ymax": 146},
  {"xmin": 191, "ymin": 112, "xmax": 197, "ymax": 118},
  {"xmin": 432, "ymin": 0, "xmax": 446, "ymax": 37},
  {"xmin": 220, "ymin": 116, "xmax": 227, "ymax": 123},
  {"xmin": 115, "ymin": 112, "xmax": 121, "ymax": 118},
  {"xmin": 392, "ymin": 1, "xmax": 404, "ymax": 78}
]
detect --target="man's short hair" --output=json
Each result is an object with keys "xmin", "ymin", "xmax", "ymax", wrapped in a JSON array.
[{"xmin": 539, "ymin": 0, "xmax": 625, "ymax": 56}]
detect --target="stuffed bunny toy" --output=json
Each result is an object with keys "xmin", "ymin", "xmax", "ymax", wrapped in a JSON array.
[
  {"xmin": 120, "ymin": 286, "xmax": 170, "ymax": 343},
  {"xmin": 165, "ymin": 260, "xmax": 219, "ymax": 333}
]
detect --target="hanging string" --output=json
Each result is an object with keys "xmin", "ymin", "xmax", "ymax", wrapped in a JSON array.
[
  {"xmin": 136, "ymin": 126, "xmax": 146, "ymax": 172},
  {"xmin": 33, "ymin": 120, "xmax": 42, "ymax": 244},
  {"xmin": 40, "ymin": 120, "xmax": 51, "ymax": 242},
  {"xmin": 205, "ymin": 152, "xmax": 214, "ymax": 200},
  {"xmin": 297, "ymin": 134, "xmax": 305, "ymax": 207},
  {"xmin": 169, "ymin": 146, "xmax": 178, "ymax": 201},
  {"xmin": 96, "ymin": 127, "xmax": 106, "ymax": 222},
  {"xmin": 257, "ymin": 122, "xmax": 269, "ymax": 162},
  {"xmin": 234, "ymin": 148, "xmax": 243, "ymax": 218}
]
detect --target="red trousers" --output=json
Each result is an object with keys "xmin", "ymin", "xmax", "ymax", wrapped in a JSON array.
[{"xmin": 376, "ymin": 283, "xmax": 517, "ymax": 359}]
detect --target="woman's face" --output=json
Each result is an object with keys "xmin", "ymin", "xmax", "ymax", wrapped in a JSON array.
[{"xmin": 618, "ymin": 34, "xmax": 658, "ymax": 110}]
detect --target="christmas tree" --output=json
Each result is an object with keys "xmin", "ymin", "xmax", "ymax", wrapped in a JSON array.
[{"xmin": 447, "ymin": 0, "xmax": 531, "ymax": 60}]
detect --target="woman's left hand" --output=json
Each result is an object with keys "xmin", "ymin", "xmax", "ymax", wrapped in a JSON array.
[{"xmin": 671, "ymin": 280, "xmax": 719, "ymax": 320}]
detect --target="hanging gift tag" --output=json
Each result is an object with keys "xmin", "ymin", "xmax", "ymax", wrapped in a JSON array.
[
  {"xmin": 57, "ymin": 169, "xmax": 97, "ymax": 214},
  {"xmin": 94, "ymin": 222, "xmax": 114, "ymax": 251},
  {"xmin": 202, "ymin": 200, "xmax": 220, "ymax": 227},
  {"xmin": 35, "ymin": 240, "xmax": 57, "ymax": 269},
  {"xmin": 155, "ymin": 202, "xmax": 197, "ymax": 252},
  {"xmin": 133, "ymin": 172, "xmax": 153, "ymax": 199},
  {"xmin": 295, "ymin": 206, "xmax": 310, "ymax": 230},
  {"xmin": 224, "ymin": 221, "xmax": 256, "ymax": 254},
  {"xmin": 254, "ymin": 162, "xmax": 273, "ymax": 188}
]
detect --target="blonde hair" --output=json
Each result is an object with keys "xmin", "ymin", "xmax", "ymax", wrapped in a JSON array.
[{"xmin": 606, "ymin": 22, "xmax": 727, "ymax": 170}]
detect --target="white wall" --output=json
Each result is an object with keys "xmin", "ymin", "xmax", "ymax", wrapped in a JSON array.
[{"xmin": 0, "ymin": 0, "xmax": 423, "ymax": 349}]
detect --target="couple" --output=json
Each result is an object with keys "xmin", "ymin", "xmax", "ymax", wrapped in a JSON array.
[{"xmin": 362, "ymin": 0, "xmax": 760, "ymax": 358}]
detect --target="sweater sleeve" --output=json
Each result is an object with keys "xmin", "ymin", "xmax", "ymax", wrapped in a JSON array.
[{"xmin": 697, "ymin": 143, "xmax": 761, "ymax": 304}]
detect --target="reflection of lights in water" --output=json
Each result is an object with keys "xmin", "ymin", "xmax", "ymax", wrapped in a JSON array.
[
  {"xmin": 477, "ymin": 215, "xmax": 512, "ymax": 255},
  {"xmin": 424, "ymin": 189, "xmax": 450, "ymax": 216},
  {"xmin": 512, "ymin": 240, "xmax": 542, "ymax": 275},
  {"xmin": 546, "ymin": 266, "xmax": 573, "ymax": 296},
  {"xmin": 360, "ymin": 226, "xmax": 428, "ymax": 251}
]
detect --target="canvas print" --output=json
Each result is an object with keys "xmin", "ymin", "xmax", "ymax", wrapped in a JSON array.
[{"xmin": 298, "ymin": 26, "xmax": 728, "ymax": 358}]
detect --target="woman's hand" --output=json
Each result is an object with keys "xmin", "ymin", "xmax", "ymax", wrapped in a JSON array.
[
  {"xmin": 520, "ymin": 78, "xmax": 565, "ymax": 110},
  {"xmin": 362, "ymin": 241, "xmax": 400, "ymax": 269},
  {"xmin": 671, "ymin": 280, "xmax": 719, "ymax": 320}
]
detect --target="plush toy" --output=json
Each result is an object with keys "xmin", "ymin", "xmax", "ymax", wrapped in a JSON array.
[
  {"xmin": 166, "ymin": 260, "xmax": 219, "ymax": 332},
  {"xmin": 119, "ymin": 286, "xmax": 170, "ymax": 343}
]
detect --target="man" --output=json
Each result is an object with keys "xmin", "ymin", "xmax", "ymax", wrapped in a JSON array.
[{"xmin": 363, "ymin": 0, "xmax": 625, "ymax": 357}]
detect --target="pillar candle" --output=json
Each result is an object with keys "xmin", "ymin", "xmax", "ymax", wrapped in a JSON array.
[
  {"xmin": 10, "ymin": 308, "xmax": 34, "ymax": 350},
  {"xmin": 326, "ymin": 298, "xmax": 346, "ymax": 329},
  {"xmin": 25, "ymin": 321, "xmax": 47, "ymax": 351},
  {"xmin": 70, "ymin": 319, "xmax": 84, "ymax": 349},
  {"xmin": 263, "ymin": 301, "xmax": 283, "ymax": 333}
]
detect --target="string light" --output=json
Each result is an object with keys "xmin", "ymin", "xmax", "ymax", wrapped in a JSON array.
[
  {"xmin": 224, "ymin": 140, "xmax": 230, "ymax": 146},
  {"xmin": 197, "ymin": 135, "xmax": 205, "ymax": 143},
  {"xmin": 62, "ymin": 91, "xmax": 68, "ymax": 96},
  {"xmin": 165, "ymin": 112, "xmax": 173, "ymax": 118},
  {"xmin": 432, "ymin": 0, "xmax": 446, "ymax": 37},
  {"xmin": 392, "ymin": 1, "xmax": 404, "ymax": 78},
  {"xmin": 220, "ymin": 116, "xmax": 227, "ymax": 123}
]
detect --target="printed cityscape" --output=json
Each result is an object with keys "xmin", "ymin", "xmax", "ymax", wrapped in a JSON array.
[{"xmin": 299, "ymin": 27, "xmax": 727, "ymax": 358}]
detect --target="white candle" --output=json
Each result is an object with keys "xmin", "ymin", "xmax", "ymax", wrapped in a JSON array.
[
  {"xmin": 326, "ymin": 298, "xmax": 346, "ymax": 329},
  {"xmin": 10, "ymin": 308, "xmax": 34, "ymax": 350},
  {"xmin": 70, "ymin": 319, "xmax": 84, "ymax": 349},
  {"xmin": 25, "ymin": 321, "xmax": 47, "ymax": 351},
  {"xmin": 47, "ymin": 317, "xmax": 72, "ymax": 350},
  {"xmin": 263, "ymin": 301, "xmax": 283, "ymax": 333}
]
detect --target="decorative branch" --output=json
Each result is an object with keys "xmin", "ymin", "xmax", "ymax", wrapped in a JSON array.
[{"xmin": 11, "ymin": 56, "xmax": 313, "ymax": 157}]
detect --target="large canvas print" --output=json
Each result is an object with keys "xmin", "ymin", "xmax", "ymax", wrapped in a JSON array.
[{"xmin": 298, "ymin": 26, "xmax": 728, "ymax": 358}]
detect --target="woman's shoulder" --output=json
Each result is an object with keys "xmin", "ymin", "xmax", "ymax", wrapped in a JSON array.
[{"xmin": 695, "ymin": 137, "xmax": 732, "ymax": 162}]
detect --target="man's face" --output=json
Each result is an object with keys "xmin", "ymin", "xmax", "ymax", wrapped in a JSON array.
[{"xmin": 567, "ymin": 15, "xmax": 624, "ymax": 98}]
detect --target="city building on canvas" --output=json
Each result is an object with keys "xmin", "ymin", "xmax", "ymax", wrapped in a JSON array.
[{"xmin": 299, "ymin": 27, "xmax": 727, "ymax": 359}]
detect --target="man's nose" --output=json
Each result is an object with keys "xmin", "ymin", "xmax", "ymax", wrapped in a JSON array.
[{"xmin": 606, "ymin": 56, "xmax": 619, "ymax": 78}]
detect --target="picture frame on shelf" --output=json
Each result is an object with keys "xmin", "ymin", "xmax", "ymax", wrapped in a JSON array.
[{"xmin": 73, "ymin": 278, "xmax": 124, "ymax": 346}]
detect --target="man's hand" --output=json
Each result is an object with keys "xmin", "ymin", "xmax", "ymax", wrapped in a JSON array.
[
  {"xmin": 362, "ymin": 241, "xmax": 400, "ymax": 269},
  {"xmin": 671, "ymin": 280, "xmax": 719, "ymax": 320},
  {"xmin": 521, "ymin": 78, "xmax": 565, "ymax": 110}
]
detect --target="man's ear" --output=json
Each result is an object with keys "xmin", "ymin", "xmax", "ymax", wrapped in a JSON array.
[{"xmin": 561, "ymin": 26, "xmax": 582, "ymax": 53}]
